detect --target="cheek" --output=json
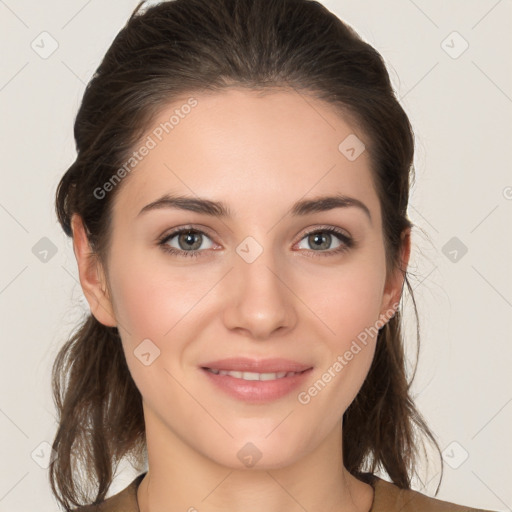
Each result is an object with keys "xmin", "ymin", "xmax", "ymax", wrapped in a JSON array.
[
  {"xmin": 106, "ymin": 249, "xmax": 229, "ymax": 391},
  {"xmin": 106, "ymin": 253, "xmax": 206, "ymax": 406},
  {"xmin": 293, "ymin": 253, "xmax": 386, "ymax": 411},
  {"xmin": 298, "ymin": 253, "xmax": 386, "ymax": 344},
  {"xmin": 108, "ymin": 249, "xmax": 213, "ymax": 342}
]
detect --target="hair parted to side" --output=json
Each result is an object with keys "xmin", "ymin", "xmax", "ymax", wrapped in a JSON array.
[{"xmin": 51, "ymin": 0, "xmax": 443, "ymax": 509}]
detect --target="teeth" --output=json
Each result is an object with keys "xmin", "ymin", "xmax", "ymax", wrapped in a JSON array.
[{"xmin": 206, "ymin": 368, "xmax": 302, "ymax": 380}]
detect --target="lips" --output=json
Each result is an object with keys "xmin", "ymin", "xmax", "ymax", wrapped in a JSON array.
[
  {"xmin": 201, "ymin": 366, "xmax": 313, "ymax": 403},
  {"xmin": 200, "ymin": 357, "xmax": 313, "ymax": 373},
  {"xmin": 199, "ymin": 357, "xmax": 314, "ymax": 403}
]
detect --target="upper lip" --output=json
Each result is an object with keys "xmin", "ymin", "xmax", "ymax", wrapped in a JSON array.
[{"xmin": 201, "ymin": 357, "xmax": 313, "ymax": 373}]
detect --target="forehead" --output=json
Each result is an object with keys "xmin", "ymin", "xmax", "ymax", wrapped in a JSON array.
[{"xmin": 112, "ymin": 87, "xmax": 379, "ymax": 221}]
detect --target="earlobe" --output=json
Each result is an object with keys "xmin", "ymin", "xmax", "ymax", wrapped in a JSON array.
[
  {"xmin": 71, "ymin": 214, "xmax": 117, "ymax": 327},
  {"xmin": 379, "ymin": 228, "xmax": 412, "ymax": 325}
]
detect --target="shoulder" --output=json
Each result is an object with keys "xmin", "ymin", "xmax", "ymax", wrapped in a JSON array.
[
  {"xmin": 71, "ymin": 473, "xmax": 144, "ymax": 512},
  {"xmin": 359, "ymin": 473, "xmax": 497, "ymax": 512}
]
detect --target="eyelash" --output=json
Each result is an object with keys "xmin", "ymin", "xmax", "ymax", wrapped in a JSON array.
[{"xmin": 157, "ymin": 225, "xmax": 354, "ymax": 259}]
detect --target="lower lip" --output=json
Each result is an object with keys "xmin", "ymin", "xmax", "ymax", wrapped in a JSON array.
[{"xmin": 201, "ymin": 367, "xmax": 313, "ymax": 404}]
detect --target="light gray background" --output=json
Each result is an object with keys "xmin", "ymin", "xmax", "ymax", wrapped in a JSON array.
[{"xmin": 1, "ymin": 1, "xmax": 511, "ymax": 511}]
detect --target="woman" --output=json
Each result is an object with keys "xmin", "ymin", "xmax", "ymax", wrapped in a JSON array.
[{"xmin": 49, "ymin": 0, "xmax": 496, "ymax": 511}]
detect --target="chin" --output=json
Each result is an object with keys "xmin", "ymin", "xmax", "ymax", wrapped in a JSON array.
[{"xmin": 203, "ymin": 432, "xmax": 311, "ymax": 471}]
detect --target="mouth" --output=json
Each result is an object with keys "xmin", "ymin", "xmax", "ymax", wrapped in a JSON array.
[{"xmin": 199, "ymin": 360, "xmax": 314, "ymax": 403}]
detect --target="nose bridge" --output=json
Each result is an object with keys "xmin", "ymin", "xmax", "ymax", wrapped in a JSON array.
[{"xmin": 222, "ymin": 240, "xmax": 296, "ymax": 338}]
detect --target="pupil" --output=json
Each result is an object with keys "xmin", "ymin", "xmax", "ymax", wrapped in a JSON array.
[
  {"xmin": 311, "ymin": 232, "xmax": 330, "ymax": 250},
  {"xmin": 180, "ymin": 231, "xmax": 201, "ymax": 250}
]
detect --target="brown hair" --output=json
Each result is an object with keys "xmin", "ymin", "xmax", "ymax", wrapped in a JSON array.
[{"xmin": 51, "ymin": 0, "xmax": 442, "ymax": 509}]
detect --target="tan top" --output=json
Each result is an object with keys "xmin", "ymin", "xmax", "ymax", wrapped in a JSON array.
[{"xmin": 74, "ymin": 472, "xmax": 496, "ymax": 511}]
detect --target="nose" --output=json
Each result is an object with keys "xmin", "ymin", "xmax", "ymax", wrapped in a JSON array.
[{"xmin": 222, "ymin": 249, "xmax": 297, "ymax": 340}]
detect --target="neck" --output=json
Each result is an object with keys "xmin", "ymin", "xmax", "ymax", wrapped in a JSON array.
[{"xmin": 136, "ymin": 405, "xmax": 374, "ymax": 512}]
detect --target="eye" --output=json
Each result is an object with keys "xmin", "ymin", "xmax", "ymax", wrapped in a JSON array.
[
  {"xmin": 295, "ymin": 227, "xmax": 354, "ymax": 256},
  {"xmin": 158, "ymin": 227, "xmax": 215, "ymax": 258},
  {"xmin": 157, "ymin": 225, "xmax": 354, "ymax": 259}
]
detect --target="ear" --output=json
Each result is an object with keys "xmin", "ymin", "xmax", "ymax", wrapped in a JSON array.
[
  {"xmin": 71, "ymin": 214, "xmax": 117, "ymax": 327},
  {"xmin": 378, "ymin": 227, "xmax": 411, "ymax": 324}
]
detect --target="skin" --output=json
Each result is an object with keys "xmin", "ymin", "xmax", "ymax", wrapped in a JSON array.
[{"xmin": 72, "ymin": 88, "xmax": 410, "ymax": 512}]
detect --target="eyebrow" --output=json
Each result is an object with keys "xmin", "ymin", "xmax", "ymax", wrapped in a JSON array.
[{"xmin": 138, "ymin": 193, "xmax": 372, "ymax": 223}]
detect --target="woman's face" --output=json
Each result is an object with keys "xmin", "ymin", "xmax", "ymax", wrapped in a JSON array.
[{"xmin": 75, "ymin": 88, "xmax": 407, "ymax": 469}]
